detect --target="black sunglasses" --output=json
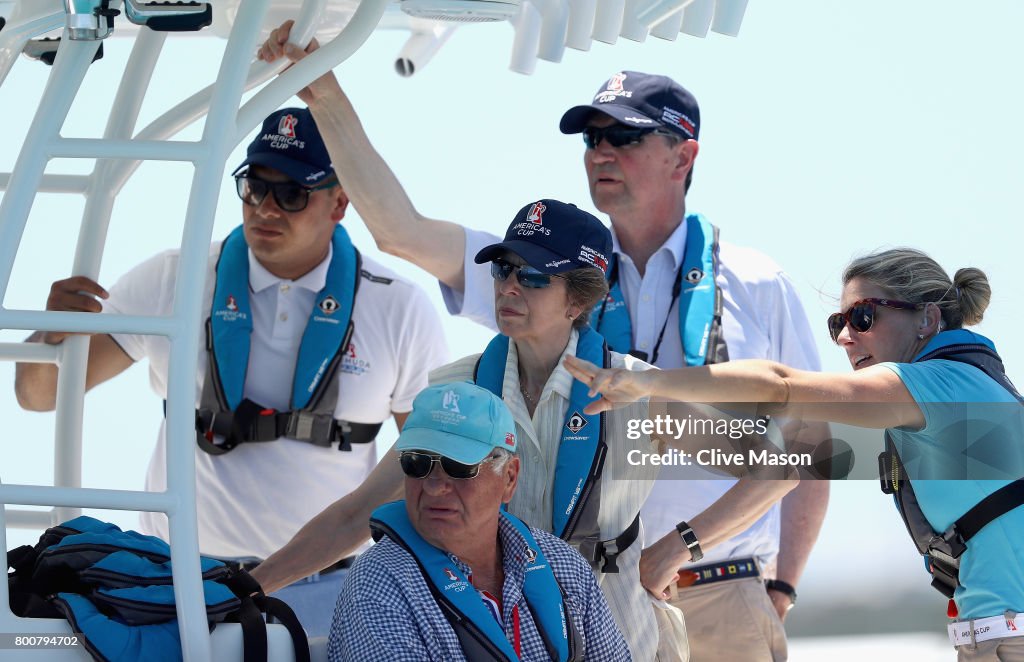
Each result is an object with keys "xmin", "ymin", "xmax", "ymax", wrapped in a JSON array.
[
  {"xmin": 399, "ymin": 451, "xmax": 497, "ymax": 480},
  {"xmin": 582, "ymin": 125, "xmax": 675, "ymax": 149},
  {"xmin": 491, "ymin": 260, "xmax": 563, "ymax": 289},
  {"xmin": 827, "ymin": 298, "xmax": 925, "ymax": 343},
  {"xmin": 234, "ymin": 173, "xmax": 336, "ymax": 213}
]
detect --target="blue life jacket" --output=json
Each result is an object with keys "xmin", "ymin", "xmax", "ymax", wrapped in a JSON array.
[
  {"xmin": 6, "ymin": 516, "xmax": 308, "ymax": 662},
  {"xmin": 474, "ymin": 327, "xmax": 640, "ymax": 573},
  {"xmin": 879, "ymin": 329, "xmax": 1024, "ymax": 600},
  {"xmin": 369, "ymin": 501, "xmax": 582, "ymax": 662},
  {"xmin": 193, "ymin": 224, "xmax": 382, "ymax": 453},
  {"xmin": 591, "ymin": 213, "xmax": 729, "ymax": 366}
]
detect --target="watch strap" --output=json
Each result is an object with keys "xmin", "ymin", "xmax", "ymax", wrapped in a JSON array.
[
  {"xmin": 765, "ymin": 578, "xmax": 797, "ymax": 606},
  {"xmin": 674, "ymin": 520, "xmax": 703, "ymax": 563}
]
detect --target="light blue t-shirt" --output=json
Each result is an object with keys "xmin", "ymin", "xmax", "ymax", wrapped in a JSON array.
[{"xmin": 882, "ymin": 333, "xmax": 1024, "ymax": 619}]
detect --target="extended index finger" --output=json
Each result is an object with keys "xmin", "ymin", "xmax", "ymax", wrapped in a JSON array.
[{"xmin": 563, "ymin": 355, "xmax": 597, "ymax": 382}]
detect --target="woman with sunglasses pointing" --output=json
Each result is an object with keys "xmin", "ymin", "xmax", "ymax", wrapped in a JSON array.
[{"xmin": 565, "ymin": 247, "xmax": 1024, "ymax": 661}]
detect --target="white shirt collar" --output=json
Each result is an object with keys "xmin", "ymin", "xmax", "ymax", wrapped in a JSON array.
[
  {"xmin": 247, "ymin": 243, "xmax": 333, "ymax": 294},
  {"xmin": 610, "ymin": 215, "xmax": 688, "ymax": 272}
]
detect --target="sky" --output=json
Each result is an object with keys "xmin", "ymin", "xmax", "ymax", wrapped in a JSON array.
[{"xmin": 1, "ymin": 0, "xmax": 1022, "ymax": 649}]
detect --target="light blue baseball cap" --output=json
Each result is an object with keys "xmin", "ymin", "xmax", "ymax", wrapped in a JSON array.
[{"xmin": 395, "ymin": 382, "xmax": 518, "ymax": 464}]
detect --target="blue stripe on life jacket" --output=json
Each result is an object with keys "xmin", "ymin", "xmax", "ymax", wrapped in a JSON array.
[
  {"xmin": 370, "ymin": 501, "xmax": 572, "ymax": 662},
  {"xmin": 592, "ymin": 212, "xmax": 719, "ymax": 366},
  {"xmin": 209, "ymin": 224, "xmax": 358, "ymax": 411},
  {"xmin": 475, "ymin": 327, "xmax": 606, "ymax": 540}
]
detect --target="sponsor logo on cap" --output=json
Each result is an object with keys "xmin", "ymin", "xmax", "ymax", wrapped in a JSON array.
[
  {"xmin": 685, "ymin": 268, "xmax": 704, "ymax": 284},
  {"xmin": 279, "ymin": 114, "xmax": 298, "ymax": 138},
  {"xmin": 566, "ymin": 411, "xmax": 589, "ymax": 434},
  {"xmin": 525, "ymin": 547, "xmax": 538, "ymax": 563},
  {"xmin": 578, "ymin": 245, "xmax": 609, "ymax": 273},
  {"xmin": 661, "ymin": 107, "xmax": 696, "ymax": 137},
  {"xmin": 505, "ymin": 432, "xmax": 516, "ymax": 447},
  {"xmin": 545, "ymin": 259, "xmax": 571, "ymax": 269},
  {"xmin": 624, "ymin": 116, "xmax": 654, "ymax": 124}
]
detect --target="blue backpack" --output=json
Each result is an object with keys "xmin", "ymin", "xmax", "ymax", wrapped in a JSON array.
[{"xmin": 6, "ymin": 516, "xmax": 309, "ymax": 662}]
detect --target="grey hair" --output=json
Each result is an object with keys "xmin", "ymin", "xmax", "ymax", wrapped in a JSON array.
[
  {"xmin": 842, "ymin": 248, "xmax": 991, "ymax": 328},
  {"xmin": 486, "ymin": 447, "xmax": 515, "ymax": 475},
  {"xmin": 562, "ymin": 266, "xmax": 610, "ymax": 330}
]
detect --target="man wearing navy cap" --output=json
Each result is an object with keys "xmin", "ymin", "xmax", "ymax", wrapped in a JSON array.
[
  {"xmin": 14, "ymin": 106, "xmax": 448, "ymax": 638},
  {"xmin": 259, "ymin": 21, "xmax": 827, "ymax": 661},
  {"xmin": 330, "ymin": 382, "xmax": 630, "ymax": 661}
]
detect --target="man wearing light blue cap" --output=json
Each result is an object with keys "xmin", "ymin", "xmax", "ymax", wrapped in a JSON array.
[{"xmin": 327, "ymin": 382, "xmax": 629, "ymax": 662}]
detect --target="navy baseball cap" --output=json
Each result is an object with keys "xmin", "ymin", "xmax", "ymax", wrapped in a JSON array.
[
  {"xmin": 474, "ymin": 199, "xmax": 611, "ymax": 275},
  {"xmin": 232, "ymin": 107, "xmax": 334, "ymax": 185},
  {"xmin": 559, "ymin": 71, "xmax": 700, "ymax": 140}
]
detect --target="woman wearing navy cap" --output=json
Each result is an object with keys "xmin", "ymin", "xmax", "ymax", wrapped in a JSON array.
[
  {"xmin": 427, "ymin": 197, "xmax": 684, "ymax": 661},
  {"xmin": 567, "ymin": 247, "xmax": 1024, "ymax": 661}
]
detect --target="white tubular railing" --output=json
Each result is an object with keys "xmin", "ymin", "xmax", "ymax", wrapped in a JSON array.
[
  {"xmin": 0, "ymin": 2, "xmax": 64, "ymax": 88},
  {"xmin": 0, "ymin": 0, "xmax": 389, "ymax": 658}
]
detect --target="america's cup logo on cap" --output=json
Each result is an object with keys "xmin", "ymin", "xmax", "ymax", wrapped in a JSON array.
[
  {"xmin": 278, "ymin": 114, "xmax": 298, "ymax": 139},
  {"xmin": 527, "ymin": 202, "xmax": 546, "ymax": 225},
  {"xmin": 596, "ymin": 72, "xmax": 632, "ymax": 102},
  {"xmin": 442, "ymin": 389, "xmax": 461, "ymax": 413}
]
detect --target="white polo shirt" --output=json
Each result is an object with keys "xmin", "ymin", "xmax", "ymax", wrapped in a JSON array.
[
  {"xmin": 441, "ymin": 218, "xmax": 820, "ymax": 569},
  {"xmin": 104, "ymin": 240, "xmax": 448, "ymax": 559}
]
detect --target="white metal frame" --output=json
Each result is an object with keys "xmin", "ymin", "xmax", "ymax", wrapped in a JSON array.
[{"xmin": 0, "ymin": 1, "xmax": 388, "ymax": 659}]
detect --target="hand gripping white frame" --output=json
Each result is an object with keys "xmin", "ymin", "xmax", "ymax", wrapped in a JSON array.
[{"xmin": 0, "ymin": 1, "xmax": 388, "ymax": 659}]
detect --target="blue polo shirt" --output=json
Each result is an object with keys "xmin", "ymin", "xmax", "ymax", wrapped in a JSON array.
[{"xmin": 882, "ymin": 332, "xmax": 1024, "ymax": 619}]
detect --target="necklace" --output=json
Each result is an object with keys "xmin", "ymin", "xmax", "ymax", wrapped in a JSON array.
[{"xmin": 520, "ymin": 383, "xmax": 536, "ymax": 404}]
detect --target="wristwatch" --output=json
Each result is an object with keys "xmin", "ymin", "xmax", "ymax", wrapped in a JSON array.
[
  {"xmin": 675, "ymin": 521, "xmax": 703, "ymax": 563},
  {"xmin": 765, "ymin": 579, "xmax": 798, "ymax": 610}
]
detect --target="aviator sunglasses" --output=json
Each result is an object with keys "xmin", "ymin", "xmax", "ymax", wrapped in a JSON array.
[
  {"xmin": 582, "ymin": 124, "xmax": 676, "ymax": 149},
  {"xmin": 491, "ymin": 260, "xmax": 564, "ymax": 289},
  {"xmin": 827, "ymin": 298, "xmax": 925, "ymax": 343},
  {"xmin": 399, "ymin": 451, "xmax": 497, "ymax": 480},
  {"xmin": 234, "ymin": 172, "xmax": 336, "ymax": 213}
]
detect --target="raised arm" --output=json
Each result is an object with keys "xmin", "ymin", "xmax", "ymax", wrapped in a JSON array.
[
  {"xmin": 258, "ymin": 21, "xmax": 467, "ymax": 291},
  {"xmin": 15, "ymin": 277, "xmax": 134, "ymax": 412},
  {"xmin": 250, "ymin": 449, "xmax": 405, "ymax": 593},
  {"xmin": 563, "ymin": 355, "xmax": 924, "ymax": 430}
]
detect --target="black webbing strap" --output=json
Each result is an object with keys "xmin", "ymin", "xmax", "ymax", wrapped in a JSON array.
[
  {"xmin": 594, "ymin": 513, "xmax": 641, "ymax": 574},
  {"xmin": 187, "ymin": 400, "xmax": 382, "ymax": 454},
  {"xmin": 951, "ymin": 479, "xmax": 1024, "ymax": 544}
]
